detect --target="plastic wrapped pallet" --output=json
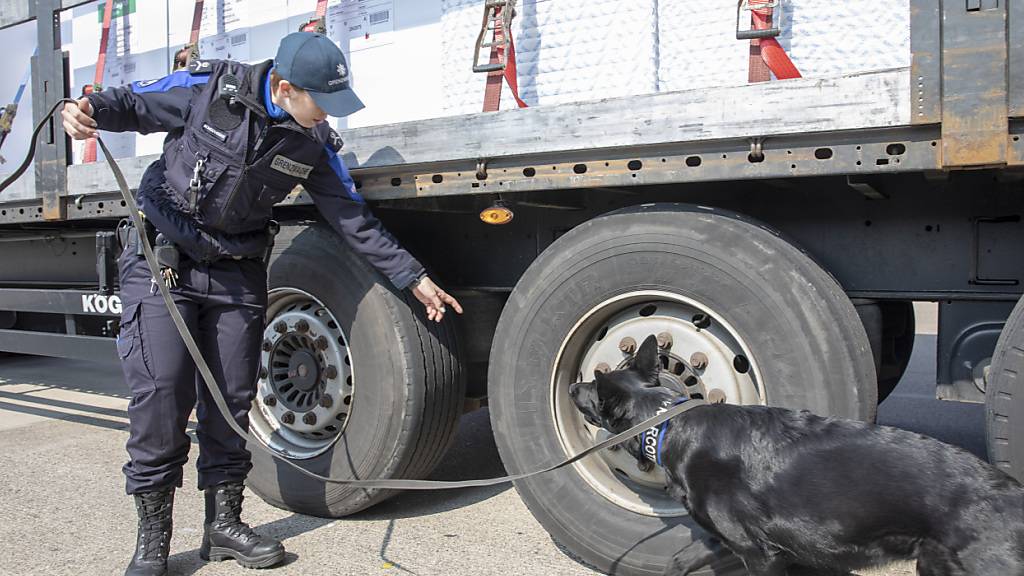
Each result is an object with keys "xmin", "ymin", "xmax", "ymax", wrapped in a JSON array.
[
  {"xmin": 53, "ymin": 0, "xmax": 912, "ymax": 162},
  {"xmin": 440, "ymin": 0, "xmax": 660, "ymax": 115},
  {"xmin": 657, "ymin": 0, "xmax": 912, "ymax": 92}
]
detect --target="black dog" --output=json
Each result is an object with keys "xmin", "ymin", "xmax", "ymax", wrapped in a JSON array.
[{"xmin": 569, "ymin": 335, "xmax": 1024, "ymax": 576}]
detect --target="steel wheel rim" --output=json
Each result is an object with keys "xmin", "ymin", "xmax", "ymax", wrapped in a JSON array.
[
  {"xmin": 249, "ymin": 288, "xmax": 354, "ymax": 460},
  {"xmin": 551, "ymin": 290, "xmax": 766, "ymax": 517}
]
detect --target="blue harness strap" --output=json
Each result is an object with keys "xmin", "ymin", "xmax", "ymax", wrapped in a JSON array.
[{"xmin": 641, "ymin": 397, "xmax": 690, "ymax": 467}]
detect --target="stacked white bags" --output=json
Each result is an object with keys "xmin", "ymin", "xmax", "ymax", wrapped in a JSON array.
[
  {"xmin": 440, "ymin": 0, "xmax": 660, "ymax": 114},
  {"xmin": 658, "ymin": 0, "xmax": 911, "ymax": 92},
  {"xmin": 56, "ymin": 0, "xmax": 913, "ymax": 156}
]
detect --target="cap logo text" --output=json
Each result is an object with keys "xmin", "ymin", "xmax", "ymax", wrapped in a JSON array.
[{"xmin": 328, "ymin": 62, "xmax": 348, "ymax": 86}]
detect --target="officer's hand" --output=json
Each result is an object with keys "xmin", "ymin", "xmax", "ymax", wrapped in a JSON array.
[
  {"xmin": 61, "ymin": 97, "xmax": 97, "ymax": 140},
  {"xmin": 411, "ymin": 276, "xmax": 463, "ymax": 323}
]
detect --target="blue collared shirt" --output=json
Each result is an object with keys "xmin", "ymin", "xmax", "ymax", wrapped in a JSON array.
[{"xmin": 263, "ymin": 67, "xmax": 289, "ymax": 121}]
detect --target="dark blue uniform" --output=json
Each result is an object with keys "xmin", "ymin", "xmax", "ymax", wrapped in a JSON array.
[{"xmin": 90, "ymin": 58, "xmax": 425, "ymax": 494}]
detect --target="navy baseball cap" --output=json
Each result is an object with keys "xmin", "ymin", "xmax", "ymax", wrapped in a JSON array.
[{"xmin": 275, "ymin": 32, "xmax": 365, "ymax": 117}]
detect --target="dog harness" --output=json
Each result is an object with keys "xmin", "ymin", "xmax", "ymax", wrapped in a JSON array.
[{"xmin": 641, "ymin": 397, "xmax": 690, "ymax": 466}]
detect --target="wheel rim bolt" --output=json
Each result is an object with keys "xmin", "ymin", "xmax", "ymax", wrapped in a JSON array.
[
  {"xmin": 618, "ymin": 337, "xmax": 637, "ymax": 354},
  {"xmin": 657, "ymin": 332, "xmax": 673, "ymax": 350},
  {"xmin": 595, "ymin": 362, "xmax": 611, "ymax": 374},
  {"xmin": 264, "ymin": 394, "xmax": 277, "ymax": 407},
  {"xmin": 262, "ymin": 340, "xmax": 273, "ymax": 352},
  {"xmin": 324, "ymin": 365, "xmax": 338, "ymax": 379},
  {"xmin": 281, "ymin": 411, "xmax": 295, "ymax": 424},
  {"xmin": 319, "ymin": 394, "xmax": 333, "ymax": 409},
  {"xmin": 707, "ymin": 389, "xmax": 728, "ymax": 404},
  {"xmin": 258, "ymin": 367, "xmax": 268, "ymax": 379},
  {"xmin": 689, "ymin": 352, "xmax": 709, "ymax": 370},
  {"xmin": 303, "ymin": 412, "xmax": 317, "ymax": 425},
  {"xmin": 296, "ymin": 319, "xmax": 310, "ymax": 333},
  {"xmin": 315, "ymin": 335, "xmax": 329, "ymax": 350},
  {"xmin": 274, "ymin": 321, "xmax": 287, "ymax": 334}
]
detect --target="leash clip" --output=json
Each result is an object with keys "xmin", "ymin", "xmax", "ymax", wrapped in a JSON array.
[
  {"xmin": 189, "ymin": 155, "xmax": 206, "ymax": 191},
  {"xmin": 188, "ymin": 154, "xmax": 207, "ymax": 212}
]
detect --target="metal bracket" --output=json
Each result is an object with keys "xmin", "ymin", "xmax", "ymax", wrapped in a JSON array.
[
  {"xmin": 970, "ymin": 215, "xmax": 1021, "ymax": 286},
  {"xmin": 966, "ymin": 0, "xmax": 1000, "ymax": 12},
  {"xmin": 96, "ymin": 231, "xmax": 117, "ymax": 294},
  {"xmin": 748, "ymin": 137, "xmax": 765, "ymax": 162},
  {"xmin": 737, "ymin": 0, "xmax": 783, "ymax": 40},
  {"xmin": 476, "ymin": 158, "xmax": 489, "ymax": 180},
  {"xmin": 33, "ymin": 4, "xmax": 69, "ymax": 222},
  {"xmin": 847, "ymin": 175, "xmax": 888, "ymax": 199},
  {"xmin": 942, "ymin": 0, "xmax": 1008, "ymax": 167},
  {"xmin": 473, "ymin": 0, "xmax": 517, "ymax": 73}
]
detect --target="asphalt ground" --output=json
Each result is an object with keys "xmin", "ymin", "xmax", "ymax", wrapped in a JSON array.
[{"xmin": 0, "ymin": 303, "xmax": 983, "ymax": 575}]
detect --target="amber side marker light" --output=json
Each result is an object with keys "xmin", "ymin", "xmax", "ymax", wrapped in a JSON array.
[{"xmin": 480, "ymin": 201, "xmax": 514, "ymax": 225}]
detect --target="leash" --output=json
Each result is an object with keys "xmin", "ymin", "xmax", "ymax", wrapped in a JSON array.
[{"xmin": 0, "ymin": 99, "xmax": 708, "ymax": 489}]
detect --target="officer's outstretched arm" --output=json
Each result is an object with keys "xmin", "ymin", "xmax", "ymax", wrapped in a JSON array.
[
  {"xmin": 304, "ymin": 147, "xmax": 425, "ymax": 291},
  {"xmin": 306, "ymin": 139, "xmax": 464, "ymax": 321},
  {"xmin": 85, "ymin": 69, "xmax": 210, "ymax": 135}
]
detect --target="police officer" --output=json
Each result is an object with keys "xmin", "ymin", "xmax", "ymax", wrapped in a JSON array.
[{"xmin": 61, "ymin": 32, "xmax": 463, "ymax": 575}]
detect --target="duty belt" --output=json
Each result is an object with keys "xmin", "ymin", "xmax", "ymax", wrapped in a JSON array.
[{"xmin": 117, "ymin": 218, "xmax": 181, "ymax": 287}]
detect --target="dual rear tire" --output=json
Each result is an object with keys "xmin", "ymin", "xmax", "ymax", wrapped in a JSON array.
[
  {"xmin": 242, "ymin": 206, "xmax": 880, "ymax": 576},
  {"xmin": 488, "ymin": 204, "xmax": 877, "ymax": 575}
]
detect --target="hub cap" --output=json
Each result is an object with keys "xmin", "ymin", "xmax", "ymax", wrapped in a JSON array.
[
  {"xmin": 551, "ymin": 291, "xmax": 765, "ymax": 517},
  {"xmin": 250, "ymin": 288, "xmax": 354, "ymax": 460}
]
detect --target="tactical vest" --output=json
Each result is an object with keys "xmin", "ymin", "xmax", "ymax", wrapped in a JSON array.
[{"xmin": 161, "ymin": 59, "xmax": 339, "ymax": 236}]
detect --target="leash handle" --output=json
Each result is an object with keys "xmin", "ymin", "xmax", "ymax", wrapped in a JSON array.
[
  {"xmin": 0, "ymin": 98, "xmax": 75, "ymax": 192},
  {"xmin": 1, "ymin": 100, "xmax": 709, "ymax": 490}
]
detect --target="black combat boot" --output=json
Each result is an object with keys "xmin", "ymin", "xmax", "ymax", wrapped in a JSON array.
[
  {"xmin": 200, "ymin": 482, "xmax": 285, "ymax": 569},
  {"xmin": 125, "ymin": 487, "xmax": 174, "ymax": 576}
]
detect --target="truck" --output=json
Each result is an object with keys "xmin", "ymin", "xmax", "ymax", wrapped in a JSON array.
[{"xmin": 0, "ymin": 0, "xmax": 1022, "ymax": 574}]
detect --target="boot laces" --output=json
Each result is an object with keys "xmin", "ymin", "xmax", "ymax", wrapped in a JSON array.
[
  {"xmin": 137, "ymin": 491, "xmax": 172, "ymax": 560},
  {"xmin": 216, "ymin": 485, "xmax": 258, "ymax": 541}
]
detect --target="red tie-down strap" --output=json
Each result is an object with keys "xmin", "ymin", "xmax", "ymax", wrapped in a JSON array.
[
  {"xmin": 748, "ymin": 0, "xmax": 801, "ymax": 83},
  {"xmin": 300, "ymin": 0, "xmax": 329, "ymax": 34},
  {"xmin": 83, "ymin": 0, "xmax": 116, "ymax": 164},
  {"xmin": 483, "ymin": 6, "xmax": 527, "ymax": 113},
  {"xmin": 189, "ymin": 0, "xmax": 205, "ymax": 46}
]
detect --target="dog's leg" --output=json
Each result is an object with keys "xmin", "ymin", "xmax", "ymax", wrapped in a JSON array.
[
  {"xmin": 664, "ymin": 536, "xmax": 731, "ymax": 576},
  {"xmin": 916, "ymin": 539, "xmax": 964, "ymax": 576},
  {"xmin": 636, "ymin": 454, "xmax": 654, "ymax": 473},
  {"xmin": 947, "ymin": 534, "xmax": 1019, "ymax": 576},
  {"xmin": 737, "ymin": 551, "xmax": 788, "ymax": 576}
]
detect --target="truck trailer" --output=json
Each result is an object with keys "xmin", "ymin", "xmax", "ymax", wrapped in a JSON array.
[{"xmin": 0, "ymin": 1, "xmax": 1022, "ymax": 574}]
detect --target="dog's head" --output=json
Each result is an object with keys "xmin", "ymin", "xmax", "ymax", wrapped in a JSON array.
[{"xmin": 569, "ymin": 334, "xmax": 670, "ymax": 433}]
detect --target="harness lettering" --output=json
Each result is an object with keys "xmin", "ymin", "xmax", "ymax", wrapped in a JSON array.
[{"xmin": 641, "ymin": 399, "xmax": 683, "ymax": 464}]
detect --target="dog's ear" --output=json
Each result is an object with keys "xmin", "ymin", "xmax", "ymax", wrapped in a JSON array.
[
  {"xmin": 632, "ymin": 334, "xmax": 660, "ymax": 383},
  {"xmin": 594, "ymin": 371, "xmax": 624, "ymax": 402}
]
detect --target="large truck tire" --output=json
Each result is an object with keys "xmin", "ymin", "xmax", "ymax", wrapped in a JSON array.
[
  {"xmin": 876, "ymin": 301, "xmax": 915, "ymax": 403},
  {"xmin": 246, "ymin": 224, "xmax": 465, "ymax": 517},
  {"xmin": 986, "ymin": 295, "xmax": 1024, "ymax": 481},
  {"xmin": 855, "ymin": 300, "xmax": 915, "ymax": 404},
  {"xmin": 488, "ymin": 204, "xmax": 877, "ymax": 576}
]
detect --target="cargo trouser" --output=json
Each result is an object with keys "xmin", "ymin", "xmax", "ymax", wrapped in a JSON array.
[{"xmin": 117, "ymin": 229, "xmax": 267, "ymax": 495}]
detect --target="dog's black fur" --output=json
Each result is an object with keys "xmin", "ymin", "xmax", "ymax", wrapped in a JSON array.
[{"xmin": 569, "ymin": 335, "xmax": 1024, "ymax": 576}]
